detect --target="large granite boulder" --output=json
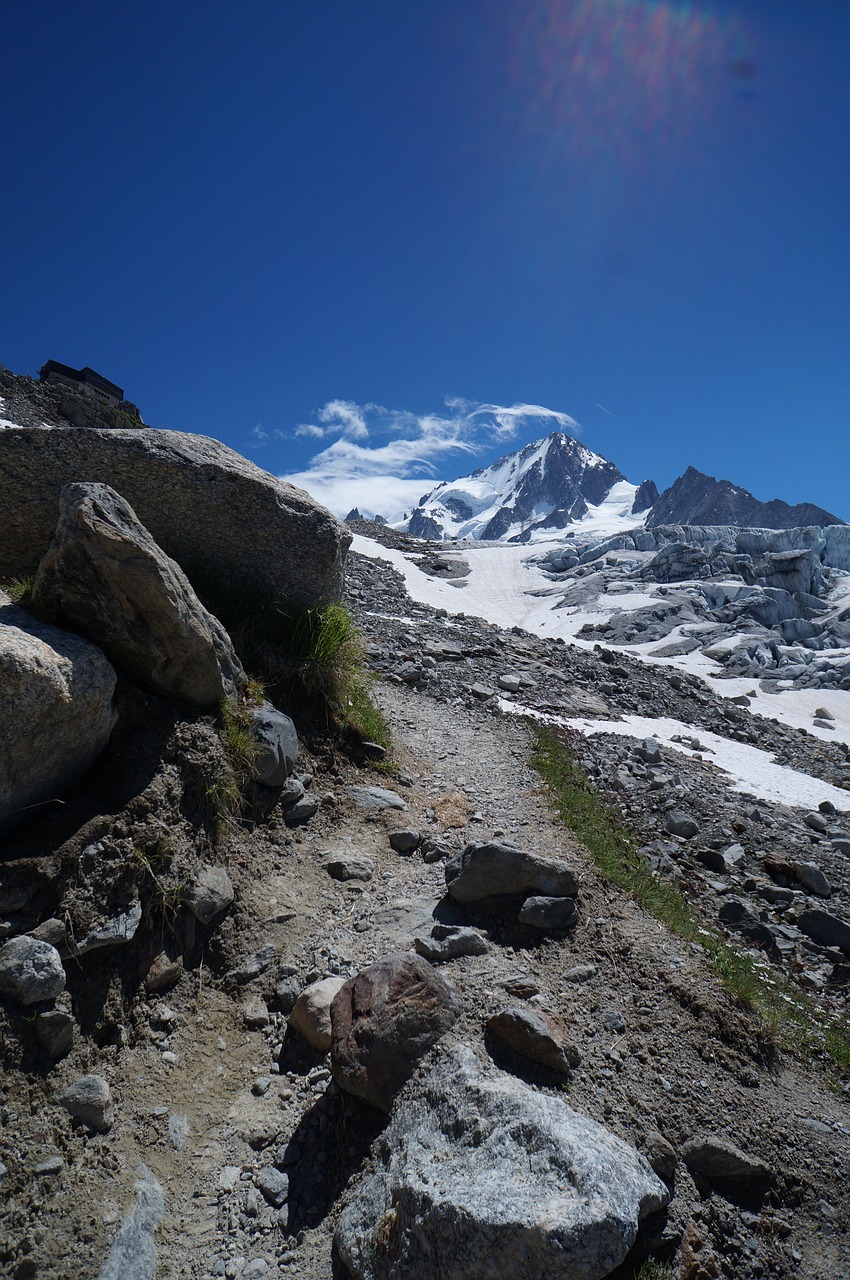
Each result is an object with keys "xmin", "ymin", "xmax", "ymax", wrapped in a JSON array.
[
  {"xmin": 0, "ymin": 425, "xmax": 350, "ymax": 606},
  {"xmin": 32, "ymin": 483, "xmax": 244, "ymax": 706},
  {"xmin": 0, "ymin": 592, "xmax": 117, "ymax": 837},
  {"xmin": 331, "ymin": 952, "xmax": 461, "ymax": 1112},
  {"xmin": 335, "ymin": 1045, "xmax": 669, "ymax": 1280}
]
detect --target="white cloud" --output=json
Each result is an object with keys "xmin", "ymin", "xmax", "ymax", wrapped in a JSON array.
[{"xmin": 283, "ymin": 397, "xmax": 581, "ymax": 519}]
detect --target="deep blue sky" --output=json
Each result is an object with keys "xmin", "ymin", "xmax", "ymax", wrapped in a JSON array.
[{"xmin": 4, "ymin": 0, "xmax": 849, "ymax": 519}]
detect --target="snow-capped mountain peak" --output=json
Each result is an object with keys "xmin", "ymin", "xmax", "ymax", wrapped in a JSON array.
[{"xmin": 392, "ymin": 430, "xmax": 630, "ymax": 542}]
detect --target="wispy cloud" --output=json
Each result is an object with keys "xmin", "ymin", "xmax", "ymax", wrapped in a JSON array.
[{"xmin": 283, "ymin": 398, "xmax": 580, "ymax": 518}]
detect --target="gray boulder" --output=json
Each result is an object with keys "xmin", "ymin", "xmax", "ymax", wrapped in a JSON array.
[
  {"xmin": 249, "ymin": 705, "xmax": 299, "ymax": 785},
  {"xmin": 0, "ymin": 594, "xmax": 117, "ymax": 837},
  {"xmin": 331, "ymin": 952, "xmax": 461, "ymax": 1112},
  {"xmin": 335, "ymin": 1045, "xmax": 668, "ymax": 1280},
  {"xmin": 0, "ymin": 425, "xmax": 350, "ymax": 607},
  {"xmin": 0, "ymin": 936, "xmax": 66, "ymax": 1005},
  {"xmin": 32, "ymin": 483, "xmax": 245, "ymax": 706},
  {"xmin": 445, "ymin": 841, "xmax": 578, "ymax": 903}
]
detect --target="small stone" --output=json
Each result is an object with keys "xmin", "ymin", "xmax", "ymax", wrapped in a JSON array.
[
  {"xmin": 389, "ymin": 829, "xmax": 422, "ymax": 854},
  {"xmin": 252, "ymin": 1077, "xmax": 271, "ymax": 1096},
  {"xmin": 804, "ymin": 812, "xmax": 829, "ymax": 834},
  {"xmin": 681, "ymin": 1135, "xmax": 771, "ymax": 1185},
  {"xmin": 518, "ymin": 895, "xmax": 579, "ymax": 931},
  {"xmin": 57, "ymin": 1075, "xmax": 114, "ymax": 1132},
  {"xmin": 182, "ymin": 865, "xmax": 234, "ymax": 926},
  {"xmin": 227, "ymin": 944, "xmax": 276, "ymax": 985},
  {"xmin": 243, "ymin": 998, "xmax": 270, "ymax": 1029},
  {"xmin": 665, "ymin": 812, "xmax": 699, "ymax": 839},
  {"xmin": 28, "ymin": 918, "xmax": 67, "ymax": 948},
  {"xmin": 257, "ymin": 1166, "xmax": 289, "ymax": 1207},
  {"xmin": 797, "ymin": 909, "xmax": 850, "ymax": 954},
  {"xmin": 487, "ymin": 1006, "xmax": 580, "ymax": 1076},
  {"xmin": 470, "ymin": 683, "xmax": 497, "ymax": 700},
  {"xmin": 324, "ymin": 857, "xmax": 374, "ymax": 882},
  {"xmin": 635, "ymin": 738, "xmax": 662, "ymax": 766},
  {"xmin": 284, "ymin": 795, "xmax": 319, "ymax": 826},
  {"xmin": 144, "ymin": 950, "xmax": 183, "ymax": 993},
  {"xmin": 250, "ymin": 706, "xmax": 299, "ymax": 786},
  {"xmin": 219, "ymin": 1166, "xmax": 242, "ymax": 1190},
  {"xmin": 643, "ymin": 1131, "xmax": 677, "ymax": 1183},
  {"xmin": 413, "ymin": 924, "xmax": 490, "ymax": 962},
  {"xmin": 35, "ymin": 1009, "xmax": 75, "ymax": 1058},
  {"xmin": 602, "ymin": 1010, "xmax": 626, "ymax": 1034},
  {"xmin": 791, "ymin": 861, "xmax": 832, "ymax": 897},
  {"xmin": 0, "ymin": 936, "xmax": 66, "ymax": 1005},
  {"xmin": 562, "ymin": 964, "xmax": 598, "ymax": 984},
  {"xmin": 242, "ymin": 1262, "xmax": 270, "ymax": 1280},
  {"xmin": 33, "ymin": 1154, "xmax": 64, "ymax": 1175},
  {"xmin": 289, "ymin": 975, "xmax": 348, "ymax": 1052},
  {"xmin": 347, "ymin": 785, "xmax": 407, "ymax": 811}
]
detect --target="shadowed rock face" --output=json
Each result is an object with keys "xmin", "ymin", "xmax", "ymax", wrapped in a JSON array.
[
  {"xmin": 0, "ymin": 426, "xmax": 351, "ymax": 607},
  {"xmin": 33, "ymin": 483, "xmax": 245, "ymax": 706}
]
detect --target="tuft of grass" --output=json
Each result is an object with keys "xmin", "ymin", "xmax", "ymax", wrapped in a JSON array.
[
  {"xmin": 530, "ymin": 724, "xmax": 850, "ymax": 1080},
  {"xmin": 1, "ymin": 575, "xmax": 35, "ymax": 606},
  {"xmin": 132, "ymin": 836, "xmax": 185, "ymax": 913},
  {"xmin": 634, "ymin": 1262, "xmax": 676, "ymax": 1280}
]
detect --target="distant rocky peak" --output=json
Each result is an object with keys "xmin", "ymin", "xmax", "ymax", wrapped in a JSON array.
[{"xmin": 647, "ymin": 467, "xmax": 844, "ymax": 531}]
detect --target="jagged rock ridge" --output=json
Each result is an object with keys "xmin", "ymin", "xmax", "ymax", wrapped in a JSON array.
[{"xmin": 648, "ymin": 465, "xmax": 843, "ymax": 530}]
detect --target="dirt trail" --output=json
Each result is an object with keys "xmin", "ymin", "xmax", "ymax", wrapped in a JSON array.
[{"xmin": 2, "ymin": 671, "xmax": 849, "ymax": 1280}]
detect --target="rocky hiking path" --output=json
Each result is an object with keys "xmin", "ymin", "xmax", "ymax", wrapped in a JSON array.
[
  {"xmin": 5, "ymin": 657, "xmax": 848, "ymax": 1280},
  {"xmin": 2, "ymin": 534, "xmax": 850, "ymax": 1280}
]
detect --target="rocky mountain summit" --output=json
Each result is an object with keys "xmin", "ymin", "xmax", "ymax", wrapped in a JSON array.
[
  {"xmin": 387, "ymin": 429, "xmax": 844, "ymax": 542},
  {"xmin": 0, "ymin": 376, "xmax": 849, "ymax": 1280}
]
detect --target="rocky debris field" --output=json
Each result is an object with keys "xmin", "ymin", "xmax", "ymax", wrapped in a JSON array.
[{"xmin": 1, "ymin": 533, "xmax": 850, "ymax": 1280}]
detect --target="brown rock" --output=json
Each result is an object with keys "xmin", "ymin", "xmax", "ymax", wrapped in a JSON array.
[
  {"xmin": 487, "ymin": 1005, "xmax": 580, "ymax": 1077},
  {"xmin": 330, "ymin": 952, "xmax": 461, "ymax": 1112},
  {"xmin": 643, "ymin": 1130, "xmax": 677, "ymax": 1183}
]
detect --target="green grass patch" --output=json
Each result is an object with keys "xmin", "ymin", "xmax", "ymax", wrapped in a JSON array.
[
  {"xmin": 530, "ymin": 724, "xmax": 850, "ymax": 1080},
  {"xmin": 1, "ymin": 575, "xmax": 35, "ymax": 606},
  {"xmin": 181, "ymin": 562, "xmax": 393, "ymax": 759}
]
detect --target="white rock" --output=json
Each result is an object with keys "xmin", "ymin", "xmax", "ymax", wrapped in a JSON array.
[{"xmin": 288, "ymin": 976, "xmax": 347, "ymax": 1052}]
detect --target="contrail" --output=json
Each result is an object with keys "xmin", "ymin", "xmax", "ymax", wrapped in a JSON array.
[{"xmin": 595, "ymin": 402, "xmax": 617, "ymax": 417}]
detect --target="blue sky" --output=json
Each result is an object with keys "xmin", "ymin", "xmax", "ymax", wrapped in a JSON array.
[{"xmin": 4, "ymin": 0, "xmax": 848, "ymax": 520}]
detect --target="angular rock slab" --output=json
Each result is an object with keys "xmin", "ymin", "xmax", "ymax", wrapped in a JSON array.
[
  {"xmin": 0, "ymin": 596, "xmax": 117, "ymax": 837},
  {"xmin": 331, "ymin": 952, "xmax": 461, "ymax": 1112},
  {"xmin": 335, "ymin": 1045, "xmax": 668, "ymax": 1280},
  {"xmin": 0, "ymin": 425, "xmax": 350, "ymax": 607},
  {"xmin": 33, "ymin": 483, "xmax": 245, "ymax": 706},
  {"xmin": 445, "ymin": 841, "xmax": 578, "ymax": 904}
]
